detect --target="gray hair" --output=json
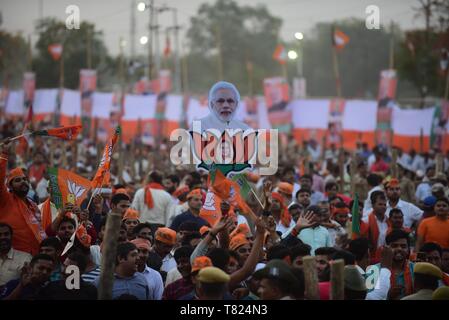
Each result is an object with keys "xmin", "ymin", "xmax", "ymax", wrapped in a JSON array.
[{"xmin": 208, "ymin": 81, "xmax": 241, "ymax": 110}]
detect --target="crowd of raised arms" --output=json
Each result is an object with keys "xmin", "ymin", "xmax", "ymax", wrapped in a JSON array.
[{"xmin": 1, "ymin": 85, "xmax": 449, "ymax": 300}]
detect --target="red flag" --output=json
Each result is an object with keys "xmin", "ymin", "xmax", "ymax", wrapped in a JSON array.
[
  {"xmin": 33, "ymin": 125, "xmax": 82, "ymax": 140},
  {"xmin": 48, "ymin": 44, "xmax": 63, "ymax": 61},
  {"xmin": 91, "ymin": 126, "xmax": 121, "ymax": 189},
  {"xmin": 333, "ymin": 28, "xmax": 350, "ymax": 51},
  {"xmin": 272, "ymin": 44, "xmax": 287, "ymax": 64}
]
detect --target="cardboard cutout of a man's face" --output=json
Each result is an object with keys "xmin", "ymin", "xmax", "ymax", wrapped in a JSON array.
[{"xmin": 210, "ymin": 88, "xmax": 237, "ymax": 122}]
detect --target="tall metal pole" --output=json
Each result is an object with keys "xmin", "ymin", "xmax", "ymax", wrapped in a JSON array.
[
  {"xmin": 148, "ymin": 0, "xmax": 154, "ymax": 80},
  {"xmin": 153, "ymin": 9, "xmax": 160, "ymax": 78},
  {"xmin": 173, "ymin": 8, "xmax": 181, "ymax": 93},
  {"xmin": 130, "ymin": 0, "xmax": 136, "ymax": 60}
]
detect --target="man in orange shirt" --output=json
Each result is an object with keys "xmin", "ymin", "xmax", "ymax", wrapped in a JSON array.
[
  {"xmin": 0, "ymin": 139, "xmax": 46, "ymax": 255},
  {"xmin": 416, "ymin": 197, "xmax": 449, "ymax": 251}
]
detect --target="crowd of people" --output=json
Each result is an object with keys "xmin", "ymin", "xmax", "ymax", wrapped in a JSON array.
[{"xmin": 1, "ymin": 81, "xmax": 449, "ymax": 301}]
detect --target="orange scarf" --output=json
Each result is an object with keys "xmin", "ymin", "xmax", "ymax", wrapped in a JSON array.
[
  {"xmin": 41, "ymin": 198, "xmax": 53, "ymax": 230},
  {"xmin": 368, "ymin": 212, "xmax": 390, "ymax": 264},
  {"xmin": 390, "ymin": 261, "xmax": 413, "ymax": 297},
  {"xmin": 144, "ymin": 183, "xmax": 165, "ymax": 209},
  {"xmin": 271, "ymin": 192, "xmax": 292, "ymax": 228}
]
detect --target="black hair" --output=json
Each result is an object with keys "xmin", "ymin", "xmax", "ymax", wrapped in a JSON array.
[
  {"xmin": 385, "ymin": 229, "xmax": 410, "ymax": 247},
  {"xmin": 325, "ymin": 181, "xmax": 338, "ymax": 192},
  {"xmin": 0, "ymin": 223, "xmax": 13, "ymax": 237},
  {"xmin": 116, "ymin": 242, "xmax": 137, "ymax": 265},
  {"xmin": 67, "ymin": 251, "xmax": 88, "ymax": 274},
  {"xmin": 40, "ymin": 237, "xmax": 62, "ymax": 251},
  {"xmin": 133, "ymin": 222, "xmax": 153, "ymax": 235},
  {"xmin": 187, "ymin": 171, "xmax": 202, "ymax": 188},
  {"xmin": 282, "ymin": 166, "xmax": 296, "ymax": 177},
  {"xmin": 370, "ymin": 190, "xmax": 386, "ymax": 206},
  {"xmin": 207, "ymin": 248, "xmax": 230, "ymax": 271},
  {"xmin": 280, "ymin": 235, "xmax": 304, "ymax": 248},
  {"xmin": 111, "ymin": 193, "xmax": 131, "ymax": 206},
  {"xmin": 58, "ymin": 216, "xmax": 77, "ymax": 229},
  {"xmin": 228, "ymin": 250, "xmax": 240, "ymax": 262},
  {"xmin": 299, "ymin": 174, "xmax": 312, "ymax": 182},
  {"xmin": 266, "ymin": 245, "xmax": 291, "ymax": 261},
  {"xmin": 166, "ymin": 174, "xmax": 180, "ymax": 185},
  {"xmin": 434, "ymin": 197, "xmax": 449, "ymax": 207},
  {"xmin": 420, "ymin": 242, "xmax": 442, "ymax": 257},
  {"xmin": 315, "ymin": 247, "xmax": 337, "ymax": 257},
  {"xmin": 348, "ymin": 238, "xmax": 370, "ymax": 262},
  {"xmin": 181, "ymin": 232, "xmax": 202, "ymax": 247},
  {"xmin": 389, "ymin": 208, "xmax": 404, "ymax": 217},
  {"xmin": 367, "ymin": 174, "xmax": 382, "ymax": 187},
  {"xmin": 179, "ymin": 221, "xmax": 201, "ymax": 233},
  {"xmin": 290, "ymin": 243, "xmax": 312, "ymax": 260},
  {"xmin": 30, "ymin": 253, "xmax": 54, "ymax": 267},
  {"xmin": 295, "ymin": 188, "xmax": 311, "ymax": 199},
  {"xmin": 113, "ymin": 184, "xmax": 126, "ymax": 190},
  {"xmin": 174, "ymin": 245, "xmax": 194, "ymax": 262},
  {"xmin": 288, "ymin": 204, "xmax": 301, "ymax": 212},
  {"xmin": 414, "ymin": 273, "xmax": 440, "ymax": 290},
  {"xmin": 148, "ymin": 171, "xmax": 163, "ymax": 184},
  {"xmin": 331, "ymin": 250, "xmax": 356, "ymax": 265}
]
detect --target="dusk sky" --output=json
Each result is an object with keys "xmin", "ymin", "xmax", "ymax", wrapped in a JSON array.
[{"xmin": 1, "ymin": 0, "xmax": 421, "ymax": 56}]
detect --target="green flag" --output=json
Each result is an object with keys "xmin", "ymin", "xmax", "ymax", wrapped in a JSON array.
[
  {"xmin": 231, "ymin": 173, "xmax": 251, "ymax": 199},
  {"xmin": 351, "ymin": 193, "xmax": 360, "ymax": 239}
]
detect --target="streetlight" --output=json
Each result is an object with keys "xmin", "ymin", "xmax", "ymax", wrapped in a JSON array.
[
  {"xmin": 294, "ymin": 32, "xmax": 304, "ymax": 40},
  {"xmin": 288, "ymin": 50, "xmax": 298, "ymax": 60},
  {"xmin": 140, "ymin": 36, "xmax": 148, "ymax": 45},
  {"xmin": 137, "ymin": 2, "xmax": 146, "ymax": 12}
]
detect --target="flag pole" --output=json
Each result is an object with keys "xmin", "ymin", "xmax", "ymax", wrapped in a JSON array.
[{"xmin": 332, "ymin": 46, "xmax": 342, "ymax": 98}]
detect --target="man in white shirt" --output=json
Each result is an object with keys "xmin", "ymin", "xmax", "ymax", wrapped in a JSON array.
[
  {"xmin": 0, "ymin": 223, "xmax": 32, "ymax": 286},
  {"xmin": 385, "ymin": 178, "xmax": 423, "ymax": 230},
  {"xmin": 132, "ymin": 171, "xmax": 174, "ymax": 234},
  {"xmin": 362, "ymin": 173, "xmax": 383, "ymax": 219}
]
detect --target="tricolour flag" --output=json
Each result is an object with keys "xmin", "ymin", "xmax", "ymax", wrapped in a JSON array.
[
  {"xmin": 91, "ymin": 126, "xmax": 121, "ymax": 189},
  {"xmin": 272, "ymin": 44, "xmax": 287, "ymax": 65},
  {"xmin": 333, "ymin": 28, "xmax": 350, "ymax": 51},
  {"xmin": 32, "ymin": 125, "xmax": 82, "ymax": 140},
  {"xmin": 231, "ymin": 173, "xmax": 251, "ymax": 200},
  {"xmin": 351, "ymin": 193, "xmax": 360, "ymax": 239},
  {"xmin": 48, "ymin": 167, "xmax": 92, "ymax": 209}
]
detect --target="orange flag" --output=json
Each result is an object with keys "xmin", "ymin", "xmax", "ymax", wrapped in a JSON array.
[
  {"xmin": 272, "ymin": 44, "xmax": 287, "ymax": 65},
  {"xmin": 48, "ymin": 44, "xmax": 63, "ymax": 60},
  {"xmin": 48, "ymin": 167, "xmax": 92, "ymax": 209},
  {"xmin": 211, "ymin": 169, "xmax": 253, "ymax": 216},
  {"xmin": 32, "ymin": 125, "xmax": 82, "ymax": 140},
  {"xmin": 333, "ymin": 28, "xmax": 350, "ymax": 51},
  {"xmin": 91, "ymin": 126, "xmax": 121, "ymax": 189}
]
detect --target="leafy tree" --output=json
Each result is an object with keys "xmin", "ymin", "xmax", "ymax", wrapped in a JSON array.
[
  {"xmin": 33, "ymin": 18, "xmax": 113, "ymax": 89},
  {"xmin": 186, "ymin": 0, "xmax": 282, "ymax": 94},
  {"xmin": 0, "ymin": 31, "xmax": 29, "ymax": 88}
]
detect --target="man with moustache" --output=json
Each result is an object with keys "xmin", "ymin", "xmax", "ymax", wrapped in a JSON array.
[
  {"xmin": 385, "ymin": 179, "xmax": 423, "ymax": 230},
  {"xmin": 385, "ymin": 230, "xmax": 415, "ymax": 300},
  {"xmin": 0, "ymin": 138, "xmax": 47, "ymax": 255},
  {"xmin": 0, "ymin": 223, "xmax": 32, "ymax": 286}
]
